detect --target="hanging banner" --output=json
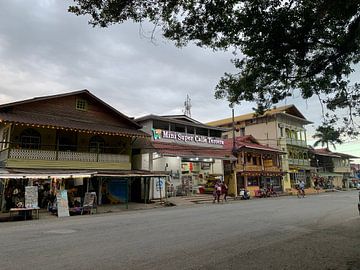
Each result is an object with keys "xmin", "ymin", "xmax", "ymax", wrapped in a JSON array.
[{"xmin": 56, "ymin": 190, "xmax": 70, "ymax": 217}]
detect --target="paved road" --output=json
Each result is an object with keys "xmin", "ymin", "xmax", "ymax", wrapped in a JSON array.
[{"xmin": 0, "ymin": 191, "xmax": 359, "ymax": 270}]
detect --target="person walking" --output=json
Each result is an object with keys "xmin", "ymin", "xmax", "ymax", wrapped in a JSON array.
[
  {"xmin": 213, "ymin": 182, "xmax": 221, "ymax": 203},
  {"xmin": 222, "ymin": 183, "xmax": 228, "ymax": 202}
]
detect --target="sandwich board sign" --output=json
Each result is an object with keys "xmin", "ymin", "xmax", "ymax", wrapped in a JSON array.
[{"xmin": 56, "ymin": 190, "xmax": 70, "ymax": 217}]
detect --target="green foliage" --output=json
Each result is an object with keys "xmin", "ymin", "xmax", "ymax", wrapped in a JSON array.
[
  {"xmin": 69, "ymin": 0, "xmax": 360, "ymax": 134},
  {"xmin": 313, "ymin": 124, "xmax": 343, "ymax": 149}
]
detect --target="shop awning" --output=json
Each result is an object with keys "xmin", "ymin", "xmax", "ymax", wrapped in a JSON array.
[
  {"xmin": 150, "ymin": 141, "xmax": 237, "ymax": 161},
  {"xmin": 94, "ymin": 170, "xmax": 169, "ymax": 177},
  {"xmin": 0, "ymin": 169, "xmax": 168, "ymax": 179},
  {"xmin": 0, "ymin": 169, "xmax": 96, "ymax": 179}
]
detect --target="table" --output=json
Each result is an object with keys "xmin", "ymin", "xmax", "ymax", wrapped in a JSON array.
[{"xmin": 9, "ymin": 207, "xmax": 40, "ymax": 220}]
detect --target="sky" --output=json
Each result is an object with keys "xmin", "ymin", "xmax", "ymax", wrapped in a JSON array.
[{"xmin": 0, "ymin": 0, "xmax": 359, "ymax": 161}]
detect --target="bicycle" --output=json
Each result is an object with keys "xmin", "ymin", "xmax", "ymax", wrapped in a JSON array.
[{"xmin": 297, "ymin": 188, "xmax": 305, "ymax": 198}]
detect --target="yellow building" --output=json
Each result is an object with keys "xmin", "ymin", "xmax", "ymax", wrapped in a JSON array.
[
  {"xmin": 223, "ymin": 136, "xmax": 285, "ymax": 197},
  {"xmin": 208, "ymin": 105, "xmax": 312, "ymax": 192}
]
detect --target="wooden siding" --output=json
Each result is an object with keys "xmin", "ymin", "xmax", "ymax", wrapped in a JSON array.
[
  {"xmin": 5, "ymin": 159, "xmax": 131, "ymax": 170},
  {"xmin": 9, "ymin": 94, "xmax": 136, "ymax": 129}
]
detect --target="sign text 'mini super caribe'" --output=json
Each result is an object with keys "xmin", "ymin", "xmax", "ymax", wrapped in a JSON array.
[{"xmin": 151, "ymin": 129, "xmax": 224, "ymax": 145}]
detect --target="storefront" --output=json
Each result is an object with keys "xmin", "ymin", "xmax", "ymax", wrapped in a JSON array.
[
  {"xmin": 224, "ymin": 136, "xmax": 285, "ymax": 196},
  {"xmin": 133, "ymin": 115, "xmax": 234, "ymax": 196},
  {"xmin": 0, "ymin": 169, "xmax": 167, "ymax": 217}
]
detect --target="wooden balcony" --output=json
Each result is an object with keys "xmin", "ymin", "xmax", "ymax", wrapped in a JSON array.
[
  {"xmin": 235, "ymin": 164, "xmax": 263, "ymax": 171},
  {"xmin": 0, "ymin": 148, "xmax": 131, "ymax": 170},
  {"xmin": 264, "ymin": 166, "xmax": 281, "ymax": 172}
]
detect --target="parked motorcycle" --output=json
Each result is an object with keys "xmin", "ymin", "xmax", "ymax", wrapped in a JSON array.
[{"xmin": 239, "ymin": 189, "xmax": 250, "ymax": 200}]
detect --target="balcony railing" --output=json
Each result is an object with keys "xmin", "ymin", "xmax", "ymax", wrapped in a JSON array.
[
  {"xmin": 236, "ymin": 164, "xmax": 263, "ymax": 171},
  {"xmin": 264, "ymin": 166, "xmax": 281, "ymax": 172},
  {"xmin": 6, "ymin": 148, "xmax": 129, "ymax": 163},
  {"xmin": 285, "ymin": 138, "xmax": 307, "ymax": 147},
  {"xmin": 287, "ymin": 158, "xmax": 310, "ymax": 166}
]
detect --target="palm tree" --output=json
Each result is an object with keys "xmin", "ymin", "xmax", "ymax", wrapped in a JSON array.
[{"xmin": 313, "ymin": 125, "xmax": 343, "ymax": 149}]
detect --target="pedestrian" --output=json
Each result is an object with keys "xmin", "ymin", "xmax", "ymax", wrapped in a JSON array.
[
  {"xmin": 222, "ymin": 183, "xmax": 228, "ymax": 202},
  {"xmin": 298, "ymin": 180, "xmax": 305, "ymax": 198},
  {"xmin": 213, "ymin": 182, "xmax": 221, "ymax": 203}
]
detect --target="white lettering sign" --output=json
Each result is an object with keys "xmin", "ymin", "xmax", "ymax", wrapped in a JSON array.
[{"xmin": 158, "ymin": 130, "xmax": 224, "ymax": 145}]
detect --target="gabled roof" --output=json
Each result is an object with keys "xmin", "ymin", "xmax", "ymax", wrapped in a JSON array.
[
  {"xmin": 0, "ymin": 89, "xmax": 141, "ymax": 129},
  {"xmin": 207, "ymin": 104, "xmax": 312, "ymax": 126},
  {"xmin": 160, "ymin": 115, "xmax": 203, "ymax": 124},
  {"xmin": 312, "ymin": 148, "xmax": 358, "ymax": 159},
  {"xmin": 0, "ymin": 90, "xmax": 148, "ymax": 137},
  {"xmin": 135, "ymin": 114, "xmax": 229, "ymax": 132},
  {"xmin": 224, "ymin": 135, "xmax": 285, "ymax": 153}
]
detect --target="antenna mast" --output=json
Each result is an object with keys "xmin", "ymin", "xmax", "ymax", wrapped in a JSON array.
[{"xmin": 183, "ymin": 94, "xmax": 192, "ymax": 117}]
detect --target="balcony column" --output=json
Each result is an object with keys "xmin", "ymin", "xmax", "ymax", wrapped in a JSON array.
[{"xmin": 261, "ymin": 154, "xmax": 264, "ymax": 170}]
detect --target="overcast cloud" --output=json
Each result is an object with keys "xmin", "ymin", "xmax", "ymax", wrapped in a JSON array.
[{"xmin": 0, "ymin": 0, "xmax": 359, "ymax": 158}]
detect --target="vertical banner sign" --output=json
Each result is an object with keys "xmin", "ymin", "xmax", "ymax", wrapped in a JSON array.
[
  {"xmin": 152, "ymin": 177, "xmax": 165, "ymax": 199},
  {"xmin": 56, "ymin": 190, "xmax": 70, "ymax": 217},
  {"xmin": 25, "ymin": 186, "xmax": 38, "ymax": 208}
]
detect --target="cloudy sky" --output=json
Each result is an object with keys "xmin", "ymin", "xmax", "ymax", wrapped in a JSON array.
[{"xmin": 0, "ymin": 0, "xmax": 359, "ymax": 159}]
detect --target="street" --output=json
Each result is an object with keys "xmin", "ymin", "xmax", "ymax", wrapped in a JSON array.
[{"xmin": 0, "ymin": 191, "xmax": 359, "ymax": 270}]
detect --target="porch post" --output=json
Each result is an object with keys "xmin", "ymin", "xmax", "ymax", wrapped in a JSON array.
[
  {"xmin": 98, "ymin": 178, "xmax": 102, "ymax": 205},
  {"xmin": 0, "ymin": 179, "xmax": 7, "ymax": 212},
  {"xmin": 126, "ymin": 178, "xmax": 129, "ymax": 209}
]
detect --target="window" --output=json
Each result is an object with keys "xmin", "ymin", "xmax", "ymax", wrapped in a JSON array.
[
  {"xmin": 240, "ymin": 127, "xmax": 245, "ymax": 136},
  {"xmin": 186, "ymin": 126, "xmax": 194, "ymax": 134},
  {"xmin": 252, "ymin": 156, "xmax": 257, "ymax": 165},
  {"xmin": 246, "ymin": 155, "xmax": 252, "ymax": 163},
  {"xmin": 20, "ymin": 129, "xmax": 41, "ymax": 149},
  {"xmin": 153, "ymin": 120, "xmax": 169, "ymax": 130},
  {"xmin": 76, "ymin": 99, "xmax": 88, "ymax": 111},
  {"xmin": 285, "ymin": 128, "xmax": 291, "ymax": 138},
  {"xmin": 247, "ymin": 177, "xmax": 259, "ymax": 186},
  {"xmin": 1, "ymin": 128, "xmax": 9, "ymax": 150},
  {"xmin": 89, "ymin": 136, "xmax": 105, "ymax": 153},
  {"xmin": 279, "ymin": 127, "xmax": 284, "ymax": 137},
  {"xmin": 209, "ymin": 129, "xmax": 222, "ymax": 138},
  {"xmin": 170, "ymin": 124, "xmax": 185, "ymax": 133},
  {"xmin": 196, "ymin": 128, "xmax": 208, "ymax": 136}
]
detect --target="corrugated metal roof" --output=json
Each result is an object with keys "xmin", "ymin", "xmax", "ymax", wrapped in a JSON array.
[{"xmin": 0, "ymin": 111, "xmax": 149, "ymax": 137}]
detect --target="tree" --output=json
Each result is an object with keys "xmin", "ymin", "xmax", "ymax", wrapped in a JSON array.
[
  {"xmin": 313, "ymin": 125, "xmax": 343, "ymax": 149},
  {"xmin": 69, "ymin": 1, "xmax": 360, "ymax": 134}
]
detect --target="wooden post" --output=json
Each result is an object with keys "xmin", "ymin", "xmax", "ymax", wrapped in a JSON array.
[
  {"xmin": 98, "ymin": 178, "xmax": 102, "ymax": 205},
  {"xmin": 0, "ymin": 179, "xmax": 7, "ymax": 212},
  {"xmin": 125, "ymin": 178, "xmax": 129, "ymax": 210}
]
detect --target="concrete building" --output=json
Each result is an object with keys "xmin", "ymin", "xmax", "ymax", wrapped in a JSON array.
[
  {"xmin": 133, "ymin": 115, "xmax": 234, "ymax": 196},
  {"xmin": 207, "ymin": 105, "xmax": 312, "ymax": 192},
  {"xmin": 310, "ymin": 148, "xmax": 357, "ymax": 189}
]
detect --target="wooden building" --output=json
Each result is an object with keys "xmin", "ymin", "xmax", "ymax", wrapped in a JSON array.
[
  {"xmin": 224, "ymin": 136, "xmax": 285, "ymax": 196},
  {"xmin": 0, "ymin": 90, "xmax": 159, "ymax": 212}
]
